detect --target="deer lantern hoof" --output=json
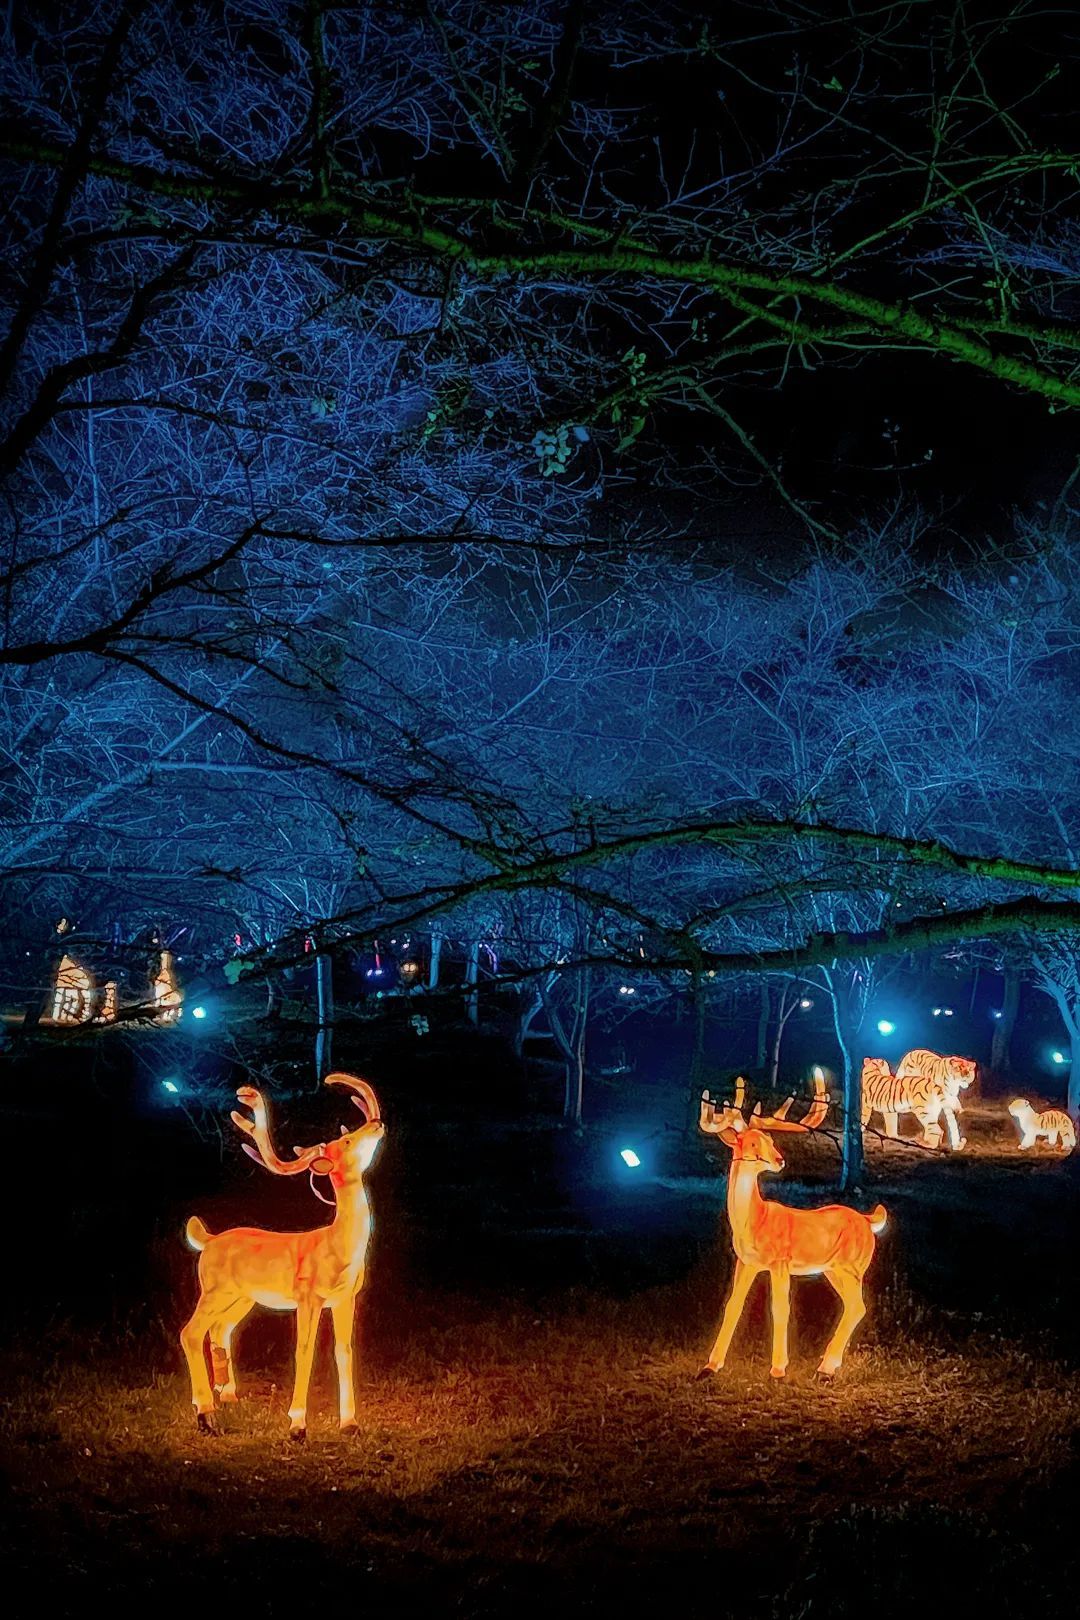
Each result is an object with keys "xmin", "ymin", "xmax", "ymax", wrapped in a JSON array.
[
  {"xmin": 289, "ymin": 1427, "xmax": 307, "ymax": 1444},
  {"xmin": 195, "ymin": 1411, "xmax": 220, "ymax": 1437},
  {"xmin": 339, "ymin": 1418, "xmax": 360, "ymax": 1435}
]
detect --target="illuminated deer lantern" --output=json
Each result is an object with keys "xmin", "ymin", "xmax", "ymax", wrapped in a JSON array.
[
  {"xmin": 181, "ymin": 1073, "xmax": 385, "ymax": 1438},
  {"xmin": 698, "ymin": 1074, "xmax": 887, "ymax": 1379}
]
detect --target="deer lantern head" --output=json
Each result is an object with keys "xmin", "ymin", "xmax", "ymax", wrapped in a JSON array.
[{"xmin": 231, "ymin": 1072, "xmax": 385, "ymax": 1188}]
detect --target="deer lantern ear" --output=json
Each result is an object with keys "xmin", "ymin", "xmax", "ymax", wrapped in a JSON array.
[
  {"xmin": 718, "ymin": 1125, "xmax": 742, "ymax": 1150},
  {"xmin": 310, "ymin": 1155, "xmax": 334, "ymax": 1176}
]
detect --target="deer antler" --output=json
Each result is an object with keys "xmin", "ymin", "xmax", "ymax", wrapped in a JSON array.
[
  {"xmin": 700, "ymin": 1083, "xmax": 748, "ymax": 1135},
  {"xmin": 753, "ymin": 1072, "xmax": 830, "ymax": 1134},
  {"xmin": 324, "ymin": 1072, "xmax": 381, "ymax": 1122},
  {"xmin": 231, "ymin": 1087, "xmax": 328, "ymax": 1175}
]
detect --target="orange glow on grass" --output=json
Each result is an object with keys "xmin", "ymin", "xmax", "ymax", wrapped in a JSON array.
[
  {"xmin": 699, "ymin": 1075, "xmax": 886, "ymax": 1379},
  {"xmin": 181, "ymin": 1073, "xmax": 385, "ymax": 1439}
]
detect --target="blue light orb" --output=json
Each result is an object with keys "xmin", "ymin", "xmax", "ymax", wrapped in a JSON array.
[
  {"xmin": 191, "ymin": 1005, "xmax": 207, "ymax": 1020},
  {"xmin": 162, "ymin": 1079, "xmax": 180, "ymax": 1095},
  {"xmin": 876, "ymin": 1019, "xmax": 895, "ymax": 1036},
  {"xmin": 619, "ymin": 1148, "xmax": 642, "ymax": 1168}
]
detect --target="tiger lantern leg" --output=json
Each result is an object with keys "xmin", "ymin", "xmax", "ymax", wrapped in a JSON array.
[
  {"xmin": 915, "ymin": 1103, "xmax": 944, "ymax": 1150},
  {"xmin": 882, "ymin": 1110, "xmax": 900, "ymax": 1140},
  {"xmin": 942, "ymin": 1104, "xmax": 966, "ymax": 1151}
]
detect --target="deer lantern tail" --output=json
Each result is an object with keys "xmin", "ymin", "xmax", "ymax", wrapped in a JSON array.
[
  {"xmin": 868, "ymin": 1204, "xmax": 888, "ymax": 1234},
  {"xmin": 185, "ymin": 1216, "xmax": 212, "ymax": 1251}
]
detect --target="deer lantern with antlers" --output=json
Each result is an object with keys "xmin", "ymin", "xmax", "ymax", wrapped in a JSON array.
[
  {"xmin": 698, "ymin": 1075, "xmax": 887, "ymax": 1380},
  {"xmin": 181, "ymin": 1073, "xmax": 385, "ymax": 1438}
]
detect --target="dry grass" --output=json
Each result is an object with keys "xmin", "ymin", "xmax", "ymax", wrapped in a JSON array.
[
  {"xmin": 4, "ymin": 1277, "xmax": 1079, "ymax": 1617},
  {"xmin": 3, "ymin": 1096, "xmax": 1079, "ymax": 1615}
]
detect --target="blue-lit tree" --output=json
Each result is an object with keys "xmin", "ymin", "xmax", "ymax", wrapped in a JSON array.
[{"xmin": 6, "ymin": 2, "xmax": 1080, "ymax": 1167}]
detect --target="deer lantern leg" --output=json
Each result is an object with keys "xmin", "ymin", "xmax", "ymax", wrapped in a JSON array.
[
  {"xmin": 818, "ymin": 1268, "xmax": 867, "ymax": 1377},
  {"xmin": 209, "ymin": 1300, "xmax": 252, "ymax": 1402},
  {"xmin": 332, "ymin": 1298, "xmax": 359, "ymax": 1431},
  {"xmin": 181, "ymin": 1289, "xmax": 236, "ymax": 1430},
  {"xmin": 703, "ymin": 1258, "xmax": 760, "ymax": 1373},
  {"xmin": 288, "ymin": 1302, "xmax": 322, "ymax": 1440},
  {"xmin": 769, "ymin": 1267, "xmax": 792, "ymax": 1378}
]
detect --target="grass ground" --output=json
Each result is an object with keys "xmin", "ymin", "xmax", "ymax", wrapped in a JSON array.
[{"xmin": 2, "ymin": 1094, "xmax": 1078, "ymax": 1616}]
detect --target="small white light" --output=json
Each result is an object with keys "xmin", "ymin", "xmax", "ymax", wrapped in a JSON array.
[
  {"xmin": 618, "ymin": 985, "xmax": 636, "ymax": 996},
  {"xmin": 877, "ymin": 1019, "xmax": 895, "ymax": 1036},
  {"xmin": 620, "ymin": 1148, "xmax": 641, "ymax": 1168},
  {"xmin": 191, "ymin": 1005, "xmax": 207, "ymax": 1020},
  {"xmin": 799, "ymin": 997, "xmax": 813, "ymax": 1010},
  {"xmin": 932, "ymin": 1007, "xmax": 941, "ymax": 1016},
  {"xmin": 162, "ymin": 1079, "xmax": 179, "ymax": 1094},
  {"xmin": 1051, "ymin": 1050, "xmax": 1067, "ymax": 1065},
  {"xmin": 991, "ymin": 1009, "xmax": 1003, "ymax": 1019},
  {"xmin": 943, "ymin": 1007, "xmax": 954, "ymax": 1016}
]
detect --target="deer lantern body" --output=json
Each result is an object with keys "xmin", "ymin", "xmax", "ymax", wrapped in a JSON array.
[
  {"xmin": 181, "ymin": 1073, "xmax": 385, "ymax": 1437},
  {"xmin": 699, "ymin": 1077, "xmax": 886, "ymax": 1379}
]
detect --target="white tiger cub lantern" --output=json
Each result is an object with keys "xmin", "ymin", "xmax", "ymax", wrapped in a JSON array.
[{"xmin": 1007, "ymin": 1099, "xmax": 1076, "ymax": 1153}]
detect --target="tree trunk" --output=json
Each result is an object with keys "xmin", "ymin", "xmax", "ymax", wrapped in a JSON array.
[
  {"xmin": 689, "ymin": 974, "xmax": 707, "ymax": 1085},
  {"xmin": 990, "ymin": 966, "xmax": 1020, "ymax": 1072},
  {"xmin": 263, "ymin": 973, "xmax": 283, "ymax": 1021},
  {"xmin": 755, "ymin": 980, "xmax": 771, "ymax": 1069},
  {"xmin": 826, "ymin": 979, "xmax": 865, "ymax": 1190},
  {"xmin": 564, "ymin": 969, "xmax": 590, "ymax": 1126},
  {"xmin": 465, "ymin": 939, "xmax": 479, "ymax": 1025},
  {"xmin": 428, "ymin": 931, "xmax": 443, "ymax": 991},
  {"xmin": 767, "ymin": 1027, "xmax": 780, "ymax": 1090},
  {"xmin": 564, "ymin": 1040, "xmax": 584, "ymax": 1126},
  {"xmin": 1039, "ymin": 975, "xmax": 1080, "ymax": 1122},
  {"xmin": 684, "ymin": 975, "xmax": 711, "ymax": 1138},
  {"xmin": 542, "ymin": 970, "xmax": 589, "ymax": 1126},
  {"xmin": 514, "ymin": 985, "xmax": 542, "ymax": 1059},
  {"xmin": 314, "ymin": 950, "xmax": 333, "ymax": 1082}
]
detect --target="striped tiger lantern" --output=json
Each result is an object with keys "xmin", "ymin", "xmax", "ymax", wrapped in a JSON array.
[{"xmin": 861, "ymin": 1050, "xmax": 975, "ymax": 1151}]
